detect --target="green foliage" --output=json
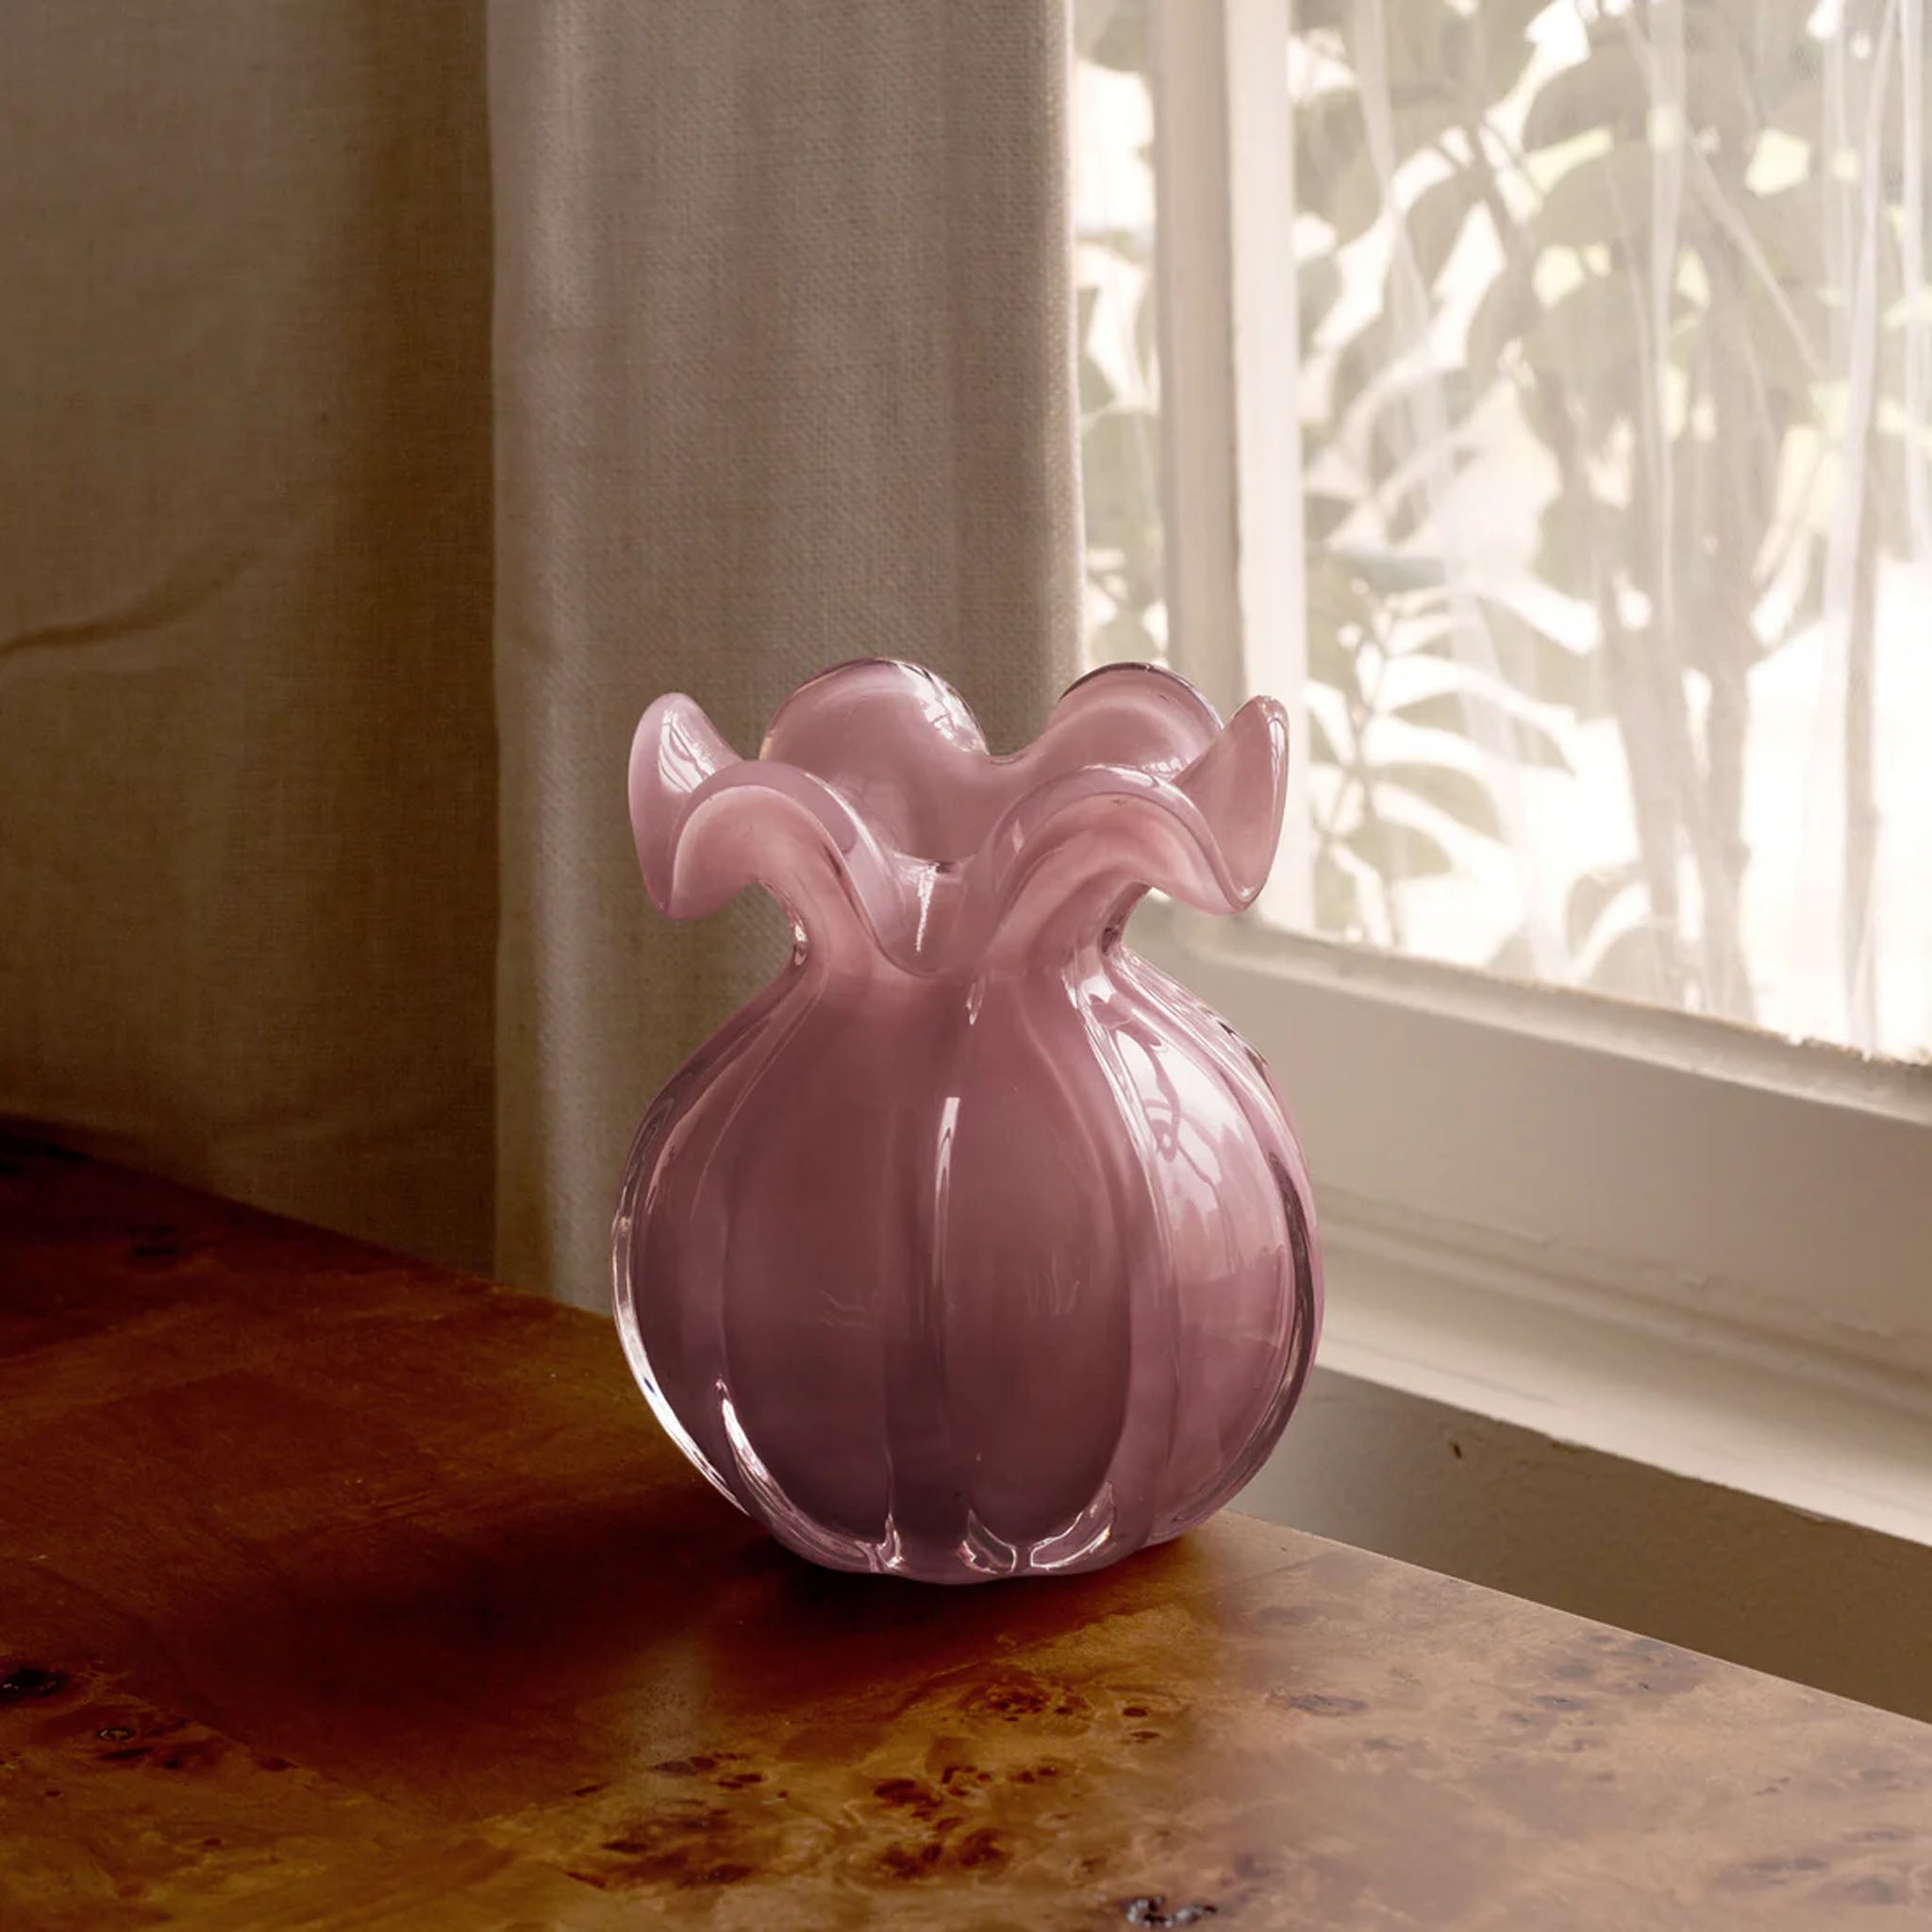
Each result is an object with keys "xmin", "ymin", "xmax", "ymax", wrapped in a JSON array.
[
  {"xmin": 1076, "ymin": 0, "xmax": 1145, "ymax": 75},
  {"xmin": 1073, "ymin": 1, "xmax": 1913, "ymax": 1018},
  {"xmin": 1285, "ymin": 0, "xmax": 1916, "ymax": 1006},
  {"xmin": 1074, "ymin": 2, "xmax": 1163, "ymax": 666}
]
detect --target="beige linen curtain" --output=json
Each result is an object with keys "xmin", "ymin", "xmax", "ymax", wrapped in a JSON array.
[{"xmin": 0, "ymin": 2, "xmax": 1080, "ymax": 1308}]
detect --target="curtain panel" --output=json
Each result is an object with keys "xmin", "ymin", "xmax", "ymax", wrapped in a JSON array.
[{"xmin": 0, "ymin": 1, "xmax": 1080, "ymax": 1307}]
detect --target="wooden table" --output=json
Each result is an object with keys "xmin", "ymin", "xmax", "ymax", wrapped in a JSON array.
[{"xmin": 3, "ymin": 1135, "xmax": 1929, "ymax": 1929}]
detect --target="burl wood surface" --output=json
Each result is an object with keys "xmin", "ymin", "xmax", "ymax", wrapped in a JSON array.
[{"xmin": 2, "ymin": 1137, "xmax": 1930, "ymax": 1929}]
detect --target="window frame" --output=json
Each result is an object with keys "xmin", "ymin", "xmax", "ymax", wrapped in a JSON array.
[{"xmin": 1134, "ymin": 0, "xmax": 1932, "ymax": 1538}]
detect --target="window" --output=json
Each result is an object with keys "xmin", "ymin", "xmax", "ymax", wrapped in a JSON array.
[{"xmin": 1075, "ymin": 0, "xmax": 1932, "ymax": 1540}]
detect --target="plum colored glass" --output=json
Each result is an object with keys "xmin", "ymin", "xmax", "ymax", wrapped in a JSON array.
[{"xmin": 614, "ymin": 659, "xmax": 1321, "ymax": 1583}]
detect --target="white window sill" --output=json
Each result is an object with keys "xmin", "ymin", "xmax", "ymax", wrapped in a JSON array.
[
  {"xmin": 1130, "ymin": 896, "xmax": 1932, "ymax": 1552},
  {"xmin": 1321, "ymin": 1192, "xmax": 1932, "ymax": 1550}
]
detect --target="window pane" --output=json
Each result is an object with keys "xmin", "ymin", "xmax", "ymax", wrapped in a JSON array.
[
  {"xmin": 1083, "ymin": 0, "xmax": 1932, "ymax": 1063},
  {"xmin": 1074, "ymin": 2, "xmax": 1167, "ymax": 667}
]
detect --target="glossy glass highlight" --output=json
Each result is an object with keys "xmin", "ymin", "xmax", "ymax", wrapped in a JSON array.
[{"xmin": 614, "ymin": 660, "xmax": 1321, "ymax": 1582}]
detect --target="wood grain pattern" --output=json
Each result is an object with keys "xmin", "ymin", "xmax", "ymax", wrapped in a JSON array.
[{"xmin": 2, "ymin": 1131, "xmax": 1929, "ymax": 1929}]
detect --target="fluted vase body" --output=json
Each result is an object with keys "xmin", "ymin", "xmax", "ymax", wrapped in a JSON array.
[{"xmin": 615, "ymin": 660, "xmax": 1321, "ymax": 1583}]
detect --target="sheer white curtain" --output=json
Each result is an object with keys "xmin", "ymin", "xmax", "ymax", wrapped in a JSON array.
[
  {"xmin": 1075, "ymin": 0, "xmax": 1932, "ymax": 1059},
  {"xmin": 0, "ymin": 2, "xmax": 1081, "ymax": 1306},
  {"xmin": 1289, "ymin": 0, "xmax": 1932, "ymax": 1059}
]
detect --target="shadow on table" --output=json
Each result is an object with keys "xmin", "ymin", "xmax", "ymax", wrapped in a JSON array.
[{"xmin": 103, "ymin": 1467, "xmax": 1259, "ymax": 1821}]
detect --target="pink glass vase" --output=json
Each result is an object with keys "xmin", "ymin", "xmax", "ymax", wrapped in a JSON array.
[{"xmin": 614, "ymin": 660, "xmax": 1321, "ymax": 1584}]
